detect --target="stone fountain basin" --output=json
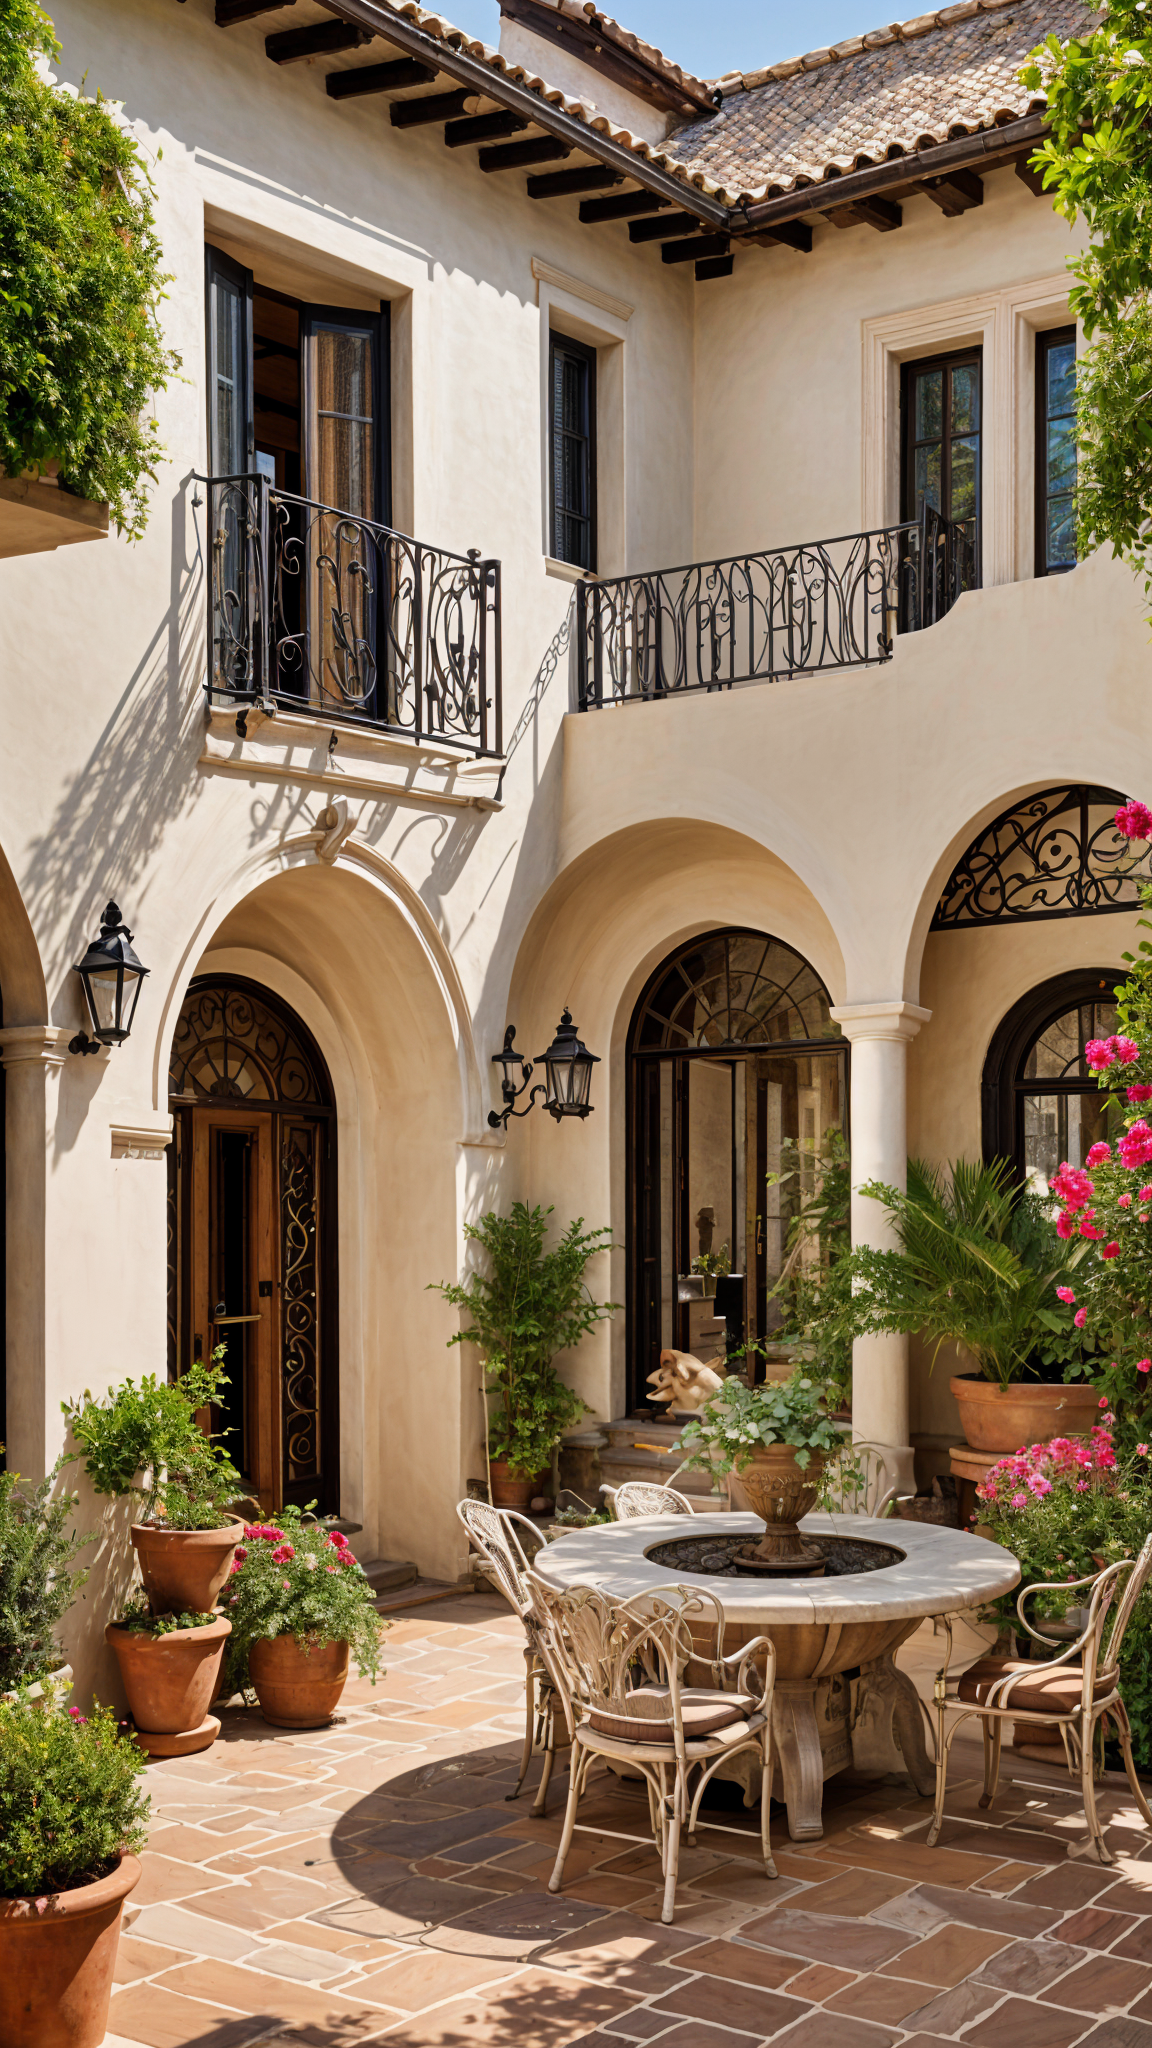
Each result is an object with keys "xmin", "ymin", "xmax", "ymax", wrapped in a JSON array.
[{"xmin": 537, "ymin": 1510, "xmax": 1018, "ymax": 1678}]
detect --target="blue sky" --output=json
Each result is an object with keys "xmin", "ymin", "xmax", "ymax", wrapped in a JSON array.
[{"xmin": 446, "ymin": 2, "xmax": 889, "ymax": 78}]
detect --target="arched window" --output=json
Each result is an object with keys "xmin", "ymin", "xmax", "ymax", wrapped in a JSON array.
[
  {"xmin": 628, "ymin": 930, "xmax": 845, "ymax": 1409},
  {"xmin": 982, "ymin": 969, "xmax": 1121, "ymax": 1192}
]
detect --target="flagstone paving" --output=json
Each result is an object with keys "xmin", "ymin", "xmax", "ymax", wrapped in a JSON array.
[{"xmin": 101, "ymin": 1591, "xmax": 1152, "ymax": 2048}]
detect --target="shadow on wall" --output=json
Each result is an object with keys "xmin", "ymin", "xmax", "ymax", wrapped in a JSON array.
[
  {"xmin": 21, "ymin": 482, "xmax": 207, "ymax": 1027},
  {"xmin": 57, "ymin": 1450, "xmax": 140, "ymax": 1715}
]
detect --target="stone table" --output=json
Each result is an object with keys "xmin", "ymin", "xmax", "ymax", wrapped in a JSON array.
[{"xmin": 534, "ymin": 1510, "xmax": 1020, "ymax": 1842}]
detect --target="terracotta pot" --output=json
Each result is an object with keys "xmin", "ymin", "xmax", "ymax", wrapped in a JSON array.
[
  {"xmin": 950, "ymin": 1376, "xmax": 1102, "ymax": 1455},
  {"xmin": 249, "ymin": 1634, "xmax": 350, "ymax": 1727},
  {"xmin": 105, "ymin": 1616, "xmax": 230, "ymax": 1742},
  {"xmin": 131, "ymin": 1516, "xmax": 244, "ymax": 1613},
  {"xmin": 730, "ymin": 1443, "xmax": 826, "ymax": 1568},
  {"xmin": 488, "ymin": 1460, "xmax": 549, "ymax": 1510},
  {"xmin": 0, "ymin": 1851, "xmax": 139, "ymax": 2048}
]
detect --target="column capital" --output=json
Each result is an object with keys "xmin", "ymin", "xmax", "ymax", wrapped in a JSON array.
[
  {"xmin": 0, "ymin": 1024, "xmax": 72, "ymax": 1069},
  {"xmin": 829, "ymin": 1001, "xmax": 931, "ymax": 1045}
]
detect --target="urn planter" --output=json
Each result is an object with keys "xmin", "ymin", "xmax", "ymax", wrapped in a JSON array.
[
  {"xmin": 488, "ymin": 1460, "xmax": 549, "ymax": 1510},
  {"xmin": 249, "ymin": 1634, "xmax": 350, "ymax": 1727},
  {"xmin": 950, "ymin": 1376, "xmax": 1102, "ymax": 1455},
  {"xmin": 0, "ymin": 1852, "xmax": 140, "ymax": 2048},
  {"xmin": 729, "ymin": 1444, "xmax": 826, "ymax": 1572},
  {"xmin": 105, "ymin": 1615, "xmax": 230, "ymax": 1756},
  {"xmin": 130, "ymin": 1516, "xmax": 244, "ymax": 1614}
]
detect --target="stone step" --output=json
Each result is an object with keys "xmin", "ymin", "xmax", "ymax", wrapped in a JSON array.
[
  {"xmin": 361, "ymin": 1557, "xmax": 419, "ymax": 1593},
  {"xmin": 372, "ymin": 1575, "xmax": 475, "ymax": 1614}
]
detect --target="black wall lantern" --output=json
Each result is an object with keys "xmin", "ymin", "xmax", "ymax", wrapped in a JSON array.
[
  {"xmin": 70, "ymin": 902, "xmax": 149, "ymax": 1055},
  {"xmin": 488, "ymin": 1008, "xmax": 599, "ymax": 1129}
]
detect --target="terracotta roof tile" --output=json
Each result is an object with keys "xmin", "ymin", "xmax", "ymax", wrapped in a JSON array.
[{"xmin": 663, "ymin": 0, "xmax": 1094, "ymax": 201}]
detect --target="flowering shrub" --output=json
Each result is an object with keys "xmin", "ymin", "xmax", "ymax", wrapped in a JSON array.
[
  {"xmin": 0, "ymin": 1696, "xmax": 149, "ymax": 1899},
  {"xmin": 219, "ymin": 1506, "xmax": 385, "ymax": 1694},
  {"xmin": 1046, "ymin": 803, "xmax": 1152, "ymax": 1425},
  {"xmin": 977, "ymin": 1418, "xmax": 1152, "ymax": 1767}
]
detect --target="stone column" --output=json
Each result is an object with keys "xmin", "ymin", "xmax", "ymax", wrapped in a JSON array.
[
  {"xmin": 828, "ymin": 1001, "xmax": 930, "ymax": 1450},
  {"xmin": 0, "ymin": 1024, "xmax": 70, "ymax": 1476}
]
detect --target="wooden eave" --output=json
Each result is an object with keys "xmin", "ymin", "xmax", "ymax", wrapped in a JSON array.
[{"xmin": 498, "ymin": 0, "xmax": 716, "ymax": 121}]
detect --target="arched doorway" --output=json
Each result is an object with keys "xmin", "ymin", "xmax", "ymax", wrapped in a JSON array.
[
  {"xmin": 627, "ymin": 929, "xmax": 846, "ymax": 1409},
  {"xmin": 167, "ymin": 977, "xmax": 337, "ymax": 1513},
  {"xmin": 982, "ymin": 967, "xmax": 1121, "ymax": 1191}
]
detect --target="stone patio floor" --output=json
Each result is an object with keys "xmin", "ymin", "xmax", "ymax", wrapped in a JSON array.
[{"xmin": 101, "ymin": 1589, "xmax": 1152, "ymax": 2048}]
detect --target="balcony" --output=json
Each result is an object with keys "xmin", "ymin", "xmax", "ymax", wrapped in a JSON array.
[
  {"xmin": 202, "ymin": 476, "xmax": 502, "ymax": 757},
  {"xmin": 575, "ymin": 506, "xmax": 975, "ymax": 709}
]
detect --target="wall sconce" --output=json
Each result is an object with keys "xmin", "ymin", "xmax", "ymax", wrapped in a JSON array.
[
  {"xmin": 70, "ymin": 902, "xmax": 149, "ymax": 1055},
  {"xmin": 488, "ymin": 1009, "xmax": 600, "ymax": 1129}
]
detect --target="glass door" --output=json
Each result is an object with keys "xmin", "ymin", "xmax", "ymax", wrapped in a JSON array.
[
  {"xmin": 302, "ymin": 310, "xmax": 387, "ymax": 719},
  {"xmin": 190, "ymin": 1109, "xmax": 276, "ymax": 1506}
]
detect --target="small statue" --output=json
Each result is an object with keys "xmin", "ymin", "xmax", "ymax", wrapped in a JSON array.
[
  {"xmin": 695, "ymin": 1205, "xmax": 715, "ymax": 1257},
  {"xmin": 647, "ymin": 1348, "xmax": 725, "ymax": 1412}
]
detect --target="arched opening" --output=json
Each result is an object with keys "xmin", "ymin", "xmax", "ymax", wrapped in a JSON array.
[
  {"xmin": 626, "ymin": 928, "xmax": 845, "ymax": 1410},
  {"xmin": 982, "ymin": 967, "xmax": 1121, "ymax": 1192},
  {"xmin": 167, "ymin": 976, "xmax": 338, "ymax": 1513}
]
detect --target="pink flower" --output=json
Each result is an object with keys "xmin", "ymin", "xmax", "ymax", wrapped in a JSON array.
[
  {"xmin": 1138, "ymin": 1445, "xmax": 1150, "ymax": 1456},
  {"xmin": 1141, "ymin": 1188, "xmax": 1152, "ymax": 1202},
  {"xmin": 1102, "ymin": 1241, "xmax": 1121, "ymax": 1259},
  {"xmin": 326, "ymin": 1530, "xmax": 349, "ymax": 1549},
  {"xmin": 1116, "ymin": 799, "xmax": 1152, "ymax": 839},
  {"xmin": 1116, "ymin": 1037, "xmax": 1141, "ymax": 1065},
  {"xmin": 1139, "ymin": 1360, "xmax": 1151, "ymax": 1375},
  {"xmin": 326, "ymin": 1563, "xmax": 338, "ymax": 1573},
  {"xmin": 1080, "ymin": 1221, "xmax": 1104, "ymax": 1240},
  {"xmin": 1100, "ymin": 1395, "xmax": 1110, "ymax": 1407},
  {"xmin": 1057, "ymin": 1212, "xmax": 1074, "ymax": 1239},
  {"xmin": 1012, "ymin": 1491, "xmax": 1028, "ymax": 1507},
  {"xmin": 1077, "ymin": 1479, "xmax": 1089, "ymax": 1491},
  {"xmin": 229, "ymin": 1558, "xmax": 242, "ymax": 1575},
  {"xmin": 1120, "ymin": 1193, "xmax": 1133, "ymax": 1208},
  {"xmin": 1056, "ymin": 1285, "xmax": 1076, "ymax": 1304},
  {"xmin": 271, "ymin": 1543, "xmax": 295, "ymax": 1564},
  {"xmin": 233, "ymin": 1545, "xmax": 247, "ymax": 1563},
  {"xmin": 1130, "ymin": 1084, "xmax": 1152, "ymax": 1104},
  {"xmin": 1086, "ymin": 1141, "xmax": 1113, "ymax": 1166},
  {"xmin": 1052, "ymin": 1164, "xmax": 1094, "ymax": 1208},
  {"xmin": 1120, "ymin": 1122, "xmax": 1152, "ymax": 1171},
  {"xmin": 1085, "ymin": 1039, "xmax": 1114, "ymax": 1071},
  {"xmin": 282, "ymin": 1578, "xmax": 291, "ymax": 1590},
  {"xmin": 1028, "ymin": 1474, "xmax": 1053, "ymax": 1496}
]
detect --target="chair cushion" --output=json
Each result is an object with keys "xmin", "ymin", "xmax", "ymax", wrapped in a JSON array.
[
  {"xmin": 957, "ymin": 1656, "xmax": 1115, "ymax": 1716},
  {"xmin": 587, "ymin": 1684, "xmax": 754, "ymax": 1746}
]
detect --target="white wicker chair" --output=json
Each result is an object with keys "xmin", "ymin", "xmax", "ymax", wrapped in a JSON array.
[
  {"xmin": 611, "ymin": 1479, "xmax": 696, "ymax": 1520},
  {"xmin": 529, "ymin": 1572, "xmax": 777, "ymax": 1923},
  {"xmin": 928, "ymin": 1533, "xmax": 1152, "ymax": 1864},
  {"xmin": 456, "ymin": 1498, "xmax": 563, "ymax": 1817}
]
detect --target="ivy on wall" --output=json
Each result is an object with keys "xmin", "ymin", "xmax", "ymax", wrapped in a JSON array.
[{"xmin": 0, "ymin": 0, "xmax": 180, "ymax": 537}]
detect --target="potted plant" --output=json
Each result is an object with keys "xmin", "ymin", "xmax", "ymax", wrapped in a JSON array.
[
  {"xmin": 63, "ymin": 1349, "xmax": 245, "ymax": 1612},
  {"xmin": 677, "ymin": 1369, "xmax": 844, "ymax": 1569},
  {"xmin": 0, "ymin": 1694, "xmax": 149, "ymax": 2048},
  {"xmin": 0, "ymin": 1461, "xmax": 89, "ymax": 1702},
  {"xmin": 104, "ymin": 1601, "xmax": 230, "ymax": 1758},
  {"xmin": 848, "ymin": 1159, "xmax": 1099, "ymax": 1453},
  {"xmin": 220, "ymin": 1509, "xmax": 385, "ymax": 1728},
  {"xmin": 690, "ymin": 1242, "xmax": 731, "ymax": 1299},
  {"xmin": 433, "ymin": 1203, "xmax": 616, "ymax": 1510}
]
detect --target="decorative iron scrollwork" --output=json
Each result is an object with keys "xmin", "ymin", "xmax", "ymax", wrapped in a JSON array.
[
  {"xmin": 169, "ymin": 981, "xmax": 327, "ymax": 1105},
  {"xmin": 932, "ymin": 785, "xmax": 1152, "ymax": 930},
  {"xmin": 281, "ymin": 1123, "xmax": 321, "ymax": 1484},
  {"xmin": 577, "ymin": 505, "xmax": 975, "ymax": 708},
  {"xmin": 632, "ymin": 930, "xmax": 839, "ymax": 1052},
  {"xmin": 204, "ymin": 475, "xmax": 501, "ymax": 756}
]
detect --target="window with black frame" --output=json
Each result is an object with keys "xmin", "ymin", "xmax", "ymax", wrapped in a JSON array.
[
  {"xmin": 982, "ymin": 970, "xmax": 1122, "ymax": 1190},
  {"xmin": 902, "ymin": 348, "xmax": 982, "ymax": 533},
  {"xmin": 1036, "ymin": 326, "xmax": 1077, "ymax": 576},
  {"xmin": 549, "ymin": 331, "xmax": 596, "ymax": 571}
]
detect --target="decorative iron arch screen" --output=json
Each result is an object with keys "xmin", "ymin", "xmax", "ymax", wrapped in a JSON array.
[
  {"xmin": 169, "ymin": 980, "xmax": 331, "ymax": 1107},
  {"xmin": 932, "ymin": 784, "xmax": 1152, "ymax": 930},
  {"xmin": 631, "ymin": 929, "xmax": 839, "ymax": 1053}
]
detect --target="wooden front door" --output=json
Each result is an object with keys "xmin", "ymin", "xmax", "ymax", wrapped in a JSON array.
[{"xmin": 167, "ymin": 978, "xmax": 337, "ymax": 1514}]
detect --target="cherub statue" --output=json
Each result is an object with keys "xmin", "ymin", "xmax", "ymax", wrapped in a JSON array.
[{"xmin": 646, "ymin": 1348, "xmax": 725, "ymax": 1412}]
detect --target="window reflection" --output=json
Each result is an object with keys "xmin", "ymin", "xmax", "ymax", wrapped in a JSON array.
[{"xmin": 1018, "ymin": 998, "xmax": 1117, "ymax": 1190}]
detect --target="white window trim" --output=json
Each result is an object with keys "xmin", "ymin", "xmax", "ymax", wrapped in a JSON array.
[
  {"xmin": 862, "ymin": 273, "xmax": 1074, "ymax": 589},
  {"xmin": 533, "ymin": 259, "xmax": 630, "ymax": 577}
]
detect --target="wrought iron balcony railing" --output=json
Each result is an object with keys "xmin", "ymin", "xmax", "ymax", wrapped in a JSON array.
[
  {"xmin": 575, "ymin": 504, "xmax": 975, "ymax": 710},
  {"xmin": 201, "ymin": 475, "xmax": 502, "ymax": 755}
]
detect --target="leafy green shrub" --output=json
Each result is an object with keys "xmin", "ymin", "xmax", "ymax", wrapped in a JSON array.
[
  {"xmin": 116, "ymin": 1598, "xmax": 216, "ymax": 1636},
  {"xmin": 677, "ymin": 1369, "xmax": 844, "ymax": 1476},
  {"xmin": 0, "ymin": 1461, "xmax": 89, "ymax": 1692},
  {"xmin": 0, "ymin": 1696, "xmax": 149, "ymax": 1898},
  {"xmin": 434, "ymin": 1204, "xmax": 616, "ymax": 1480},
  {"xmin": 63, "ymin": 1350, "xmax": 242, "ymax": 1530},
  {"xmin": 219, "ymin": 1508, "xmax": 385, "ymax": 1695},
  {"xmin": 0, "ymin": 0, "xmax": 179, "ymax": 535}
]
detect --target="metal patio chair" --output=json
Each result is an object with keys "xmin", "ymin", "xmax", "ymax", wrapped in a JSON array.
[
  {"xmin": 529, "ymin": 1572, "xmax": 777, "ymax": 1923},
  {"xmin": 456, "ymin": 1497, "xmax": 563, "ymax": 1817},
  {"xmin": 611, "ymin": 1479, "xmax": 696, "ymax": 1519},
  {"xmin": 823, "ymin": 1442, "xmax": 917, "ymax": 1519},
  {"xmin": 927, "ymin": 1532, "xmax": 1152, "ymax": 1864}
]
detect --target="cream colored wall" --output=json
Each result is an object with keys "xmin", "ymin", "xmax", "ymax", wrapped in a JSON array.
[{"xmin": 6, "ymin": 0, "xmax": 1152, "ymax": 1705}]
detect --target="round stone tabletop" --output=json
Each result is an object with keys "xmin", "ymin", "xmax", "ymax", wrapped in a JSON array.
[{"xmin": 534, "ymin": 1510, "xmax": 1020, "ymax": 1625}]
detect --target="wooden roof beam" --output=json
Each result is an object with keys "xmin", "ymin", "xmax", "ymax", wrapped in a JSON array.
[
  {"xmin": 266, "ymin": 19, "xmax": 372, "ymax": 61},
  {"xmin": 216, "ymin": 0, "xmax": 293, "ymax": 21},
  {"xmin": 1015, "ymin": 155, "xmax": 1048, "ymax": 197},
  {"xmin": 738, "ymin": 112, "xmax": 1047, "ymax": 236},
  {"xmin": 445, "ymin": 110, "xmax": 528, "ymax": 146},
  {"xmin": 390, "ymin": 90, "xmax": 470, "ymax": 127},
  {"xmin": 919, "ymin": 167, "xmax": 983, "ymax": 214},
  {"xmin": 662, "ymin": 233, "xmax": 729, "ymax": 264},
  {"xmin": 696, "ymin": 254, "xmax": 734, "ymax": 280},
  {"xmin": 629, "ymin": 210, "xmax": 702, "ymax": 243},
  {"xmin": 581, "ymin": 189, "xmax": 668, "ymax": 223},
  {"xmin": 326, "ymin": 57, "xmax": 436, "ymax": 99},
  {"xmin": 528, "ymin": 165, "xmax": 622, "ymax": 198},
  {"xmin": 748, "ymin": 221, "xmax": 813, "ymax": 252},
  {"xmin": 480, "ymin": 136, "xmax": 570, "ymax": 171},
  {"xmin": 825, "ymin": 194, "xmax": 902, "ymax": 231}
]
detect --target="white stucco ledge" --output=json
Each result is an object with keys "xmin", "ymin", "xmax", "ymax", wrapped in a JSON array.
[
  {"xmin": 534, "ymin": 1511, "xmax": 1020, "ymax": 1627},
  {"xmin": 110, "ymin": 1119, "xmax": 173, "ymax": 1161},
  {"xmin": 200, "ymin": 704, "xmax": 505, "ymax": 811}
]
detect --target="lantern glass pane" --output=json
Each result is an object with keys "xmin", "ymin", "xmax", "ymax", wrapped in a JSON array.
[
  {"xmin": 120, "ymin": 966, "xmax": 146, "ymax": 1038},
  {"xmin": 571, "ymin": 1058, "xmax": 593, "ymax": 1108},
  {"xmin": 86, "ymin": 965, "xmax": 122, "ymax": 1036}
]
